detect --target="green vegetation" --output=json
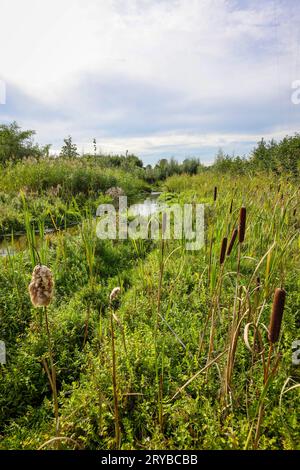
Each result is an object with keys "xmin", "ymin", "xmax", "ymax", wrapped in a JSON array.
[
  {"xmin": 0, "ymin": 123, "xmax": 299, "ymax": 450},
  {"xmin": 0, "ymin": 158, "xmax": 149, "ymax": 236}
]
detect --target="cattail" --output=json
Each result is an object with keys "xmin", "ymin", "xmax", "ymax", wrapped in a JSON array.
[
  {"xmin": 238, "ymin": 207, "xmax": 246, "ymax": 243},
  {"xmin": 220, "ymin": 237, "xmax": 227, "ymax": 265},
  {"xmin": 256, "ymin": 276, "xmax": 261, "ymax": 291},
  {"xmin": 29, "ymin": 265, "xmax": 54, "ymax": 307},
  {"xmin": 213, "ymin": 186, "xmax": 217, "ymax": 202},
  {"xmin": 229, "ymin": 199, "xmax": 233, "ymax": 214},
  {"xmin": 293, "ymin": 208, "xmax": 297, "ymax": 217},
  {"xmin": 110, "ymin": 286, "xmax": 121, "ymax": 303},
  {"xmin": 268, "ymin": 288, "xmax": 286, "ymax": 343},
  {"xmin": 226, "ymin": 228, "xmax": 238, "ymax": 256}
]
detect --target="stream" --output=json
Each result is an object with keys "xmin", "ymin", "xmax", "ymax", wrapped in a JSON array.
[{"xmin": 0, "ymin": 192, "xmax": 162, "ymax": 257}]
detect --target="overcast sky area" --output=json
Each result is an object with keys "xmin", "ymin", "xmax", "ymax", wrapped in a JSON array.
[{"xmin": 1, "ymin": 0, "xmax": 300, "ymax": 164}]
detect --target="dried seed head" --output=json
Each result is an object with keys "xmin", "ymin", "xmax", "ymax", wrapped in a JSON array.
[
  {"xmin": 268, "ymin": 288, "xmax": 286, "ymax": 343},
  {"xmin": 238, "ymin": 207, "xmax": 247, "ymax": 243},
  {"xmin": 256, "ymin": 276, "xmax": 261, "ymax": 290},
  {"xmin": 220, "ymin": 237, "xmax": 228, "ymax": 265},
  {"xmin": 229, "ymin": 199, "xmax": 233, "ymax": 214},
  {"xmin": 29, "ymin": 265, "xmax": 54, "ymax": 308},
  {"xmin": 213, "ymin": 186, "xmax": 217, "ymax": 202},
  {"xmin": 110, "ymin": 286, "xmax": 121, "ymax": 303},
  {"xmin": 226, "ymin": 228, "xmax": 238, "ymax": 256}
]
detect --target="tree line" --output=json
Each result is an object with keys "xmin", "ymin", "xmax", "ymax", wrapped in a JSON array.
[{"xmin": 1, "ymin": 121, "xmax": 300, "ymax": 179}]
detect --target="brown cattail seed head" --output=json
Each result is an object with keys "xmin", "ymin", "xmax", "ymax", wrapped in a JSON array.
[
  {"xmin": 220, "ymin": 237, "xmax": 228, "ymax": 265},
  {"xmin": 227, "ymin": 228, "xmax": 238, "ymax": 256},
  {"xmin": 238, "ymin": 207, "xmax": 246, "ymax": 243},
  {"xmin": 268, "ymin": 288, "xmax": 286, "ymax": 343},
  {"xmin": 229, "ymin": 199, "xmax": 233, "ymax": 214},
  {"xmin": 110, "ymin": 286, "xmax": 121, "ymax": 303},
  {"xmin": 256, "ymin": 276, "xmax": 261, "ymax": 290},
  {"xmin": 29, "ymin": 265, "xmax": 54, "ymax": 308},
  {"xmin": 213, "ymin": 186, "xmax": 217, "ymax": 202}
]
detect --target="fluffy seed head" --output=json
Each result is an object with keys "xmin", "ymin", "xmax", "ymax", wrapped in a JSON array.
[
  {"xmin": 268, "ymin": 288, "xmax": 286, "ymax": 343},
  {"xmin": 29, "ymin": 265, "xmax": 54, "ymax": 308},
  {"xmin": 110, "ymin": 286, "xmax": 121, "ymax": 303},
  {"xmin": 238, "ymin": 207, "xmax": 247, "ymax": 243}
]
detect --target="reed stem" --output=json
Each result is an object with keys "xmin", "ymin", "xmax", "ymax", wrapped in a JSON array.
[{"xmin": 44, "ymin": 307, "xmax": 59, "ymax": 435}]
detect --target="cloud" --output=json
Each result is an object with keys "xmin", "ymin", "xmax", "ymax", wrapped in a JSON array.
[{"xmin": 1, "ymin": 0, "xmax": 300, "ymax": 163}]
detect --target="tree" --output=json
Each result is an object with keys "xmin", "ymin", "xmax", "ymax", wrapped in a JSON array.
[
  {"xmin": 0, "ymin": 121, "xmax": 41, "ymax": 165},
  {"xmin": 181, "ymin": 158, "xmax": 200, "ymax": 175},
  {"xmin": 93, "ymin": 138, "xmax": 97, "ymax": 156},
  {"xmin": 60, "ymin": 136, "xmax": 79, "ymax": 159},
  {"xmin": 250, "ymin": 135, "xmax": 300, "ymax": 178}
]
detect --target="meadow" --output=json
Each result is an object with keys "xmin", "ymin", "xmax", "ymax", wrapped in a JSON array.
[{"xmin": 0, "ymin": 156, "xmax": 299, "ymax": 450}]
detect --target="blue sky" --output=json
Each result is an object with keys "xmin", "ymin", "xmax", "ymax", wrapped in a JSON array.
[{"xmin": 1, "ymin": 0, "xmax": 300, "ymax": 164}]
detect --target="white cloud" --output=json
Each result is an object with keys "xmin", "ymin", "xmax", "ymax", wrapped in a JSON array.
[{"xmin": 0, "ymin": 0, "xmax": 300, "ymax": 161}]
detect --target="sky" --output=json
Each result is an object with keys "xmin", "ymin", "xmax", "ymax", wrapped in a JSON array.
[{"xmin": 1, "ymin": 0, "xmax": 300, "ymax": 165}]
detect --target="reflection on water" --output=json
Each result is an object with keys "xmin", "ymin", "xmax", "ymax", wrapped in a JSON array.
[
  {"xmin": 129, "ymin": 191, "xmax": 162, "ymax": 217},
  {"xmin": 129, "ymin": 199, "xmax": 159, "ymax": 217},
  {"xmin": 0, "ymin": 233, "xmax": 56, "ymax": 258}
]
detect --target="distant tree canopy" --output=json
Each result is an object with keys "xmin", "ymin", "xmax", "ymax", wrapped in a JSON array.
[
  {"xmin": 60, "ymin": 136, "xmax": 79, "ymax": 159},
  {"xmin": 1, "ymin": 122, "xmax": 300, "ymax": 179},
  {"xmin": 143, "ymin": 157, "xmax": 204, "ymax": 182},
  {"xmin": 211, "ymin": 135, "xmax": 300, "ymax": 178},
  {"xmin": 85, "ymin": 153, "xmax": 144, "ymax": 170},
  {"xmin": 250, "ymin": 135, "xmax": 300, "ymax": 177},
  {"xmin": 211, "ymin": 148, "xmax": 248, "ymax": 175},
  {"xmin": 0, "ymin": 121, "xmax": 42, "ymax": 165}
]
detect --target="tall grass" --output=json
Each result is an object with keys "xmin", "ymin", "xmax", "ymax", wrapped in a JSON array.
[{"xmin": 0, "ymin": 170, "xmax": 299, "ymax": 450}]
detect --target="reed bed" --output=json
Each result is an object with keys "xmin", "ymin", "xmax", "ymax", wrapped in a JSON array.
[{"xmin": 0, "ymin": 171, "xmax": 299, "ymax": 450}]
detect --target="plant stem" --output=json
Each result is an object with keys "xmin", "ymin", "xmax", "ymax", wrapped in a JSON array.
[
  {"xmin": 110, "ymin": 307, "xmax": 121, "ymax": 449},
  {"xmin": 44, "ymin": 306, "xmax": 59, "ymax": 435}
]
